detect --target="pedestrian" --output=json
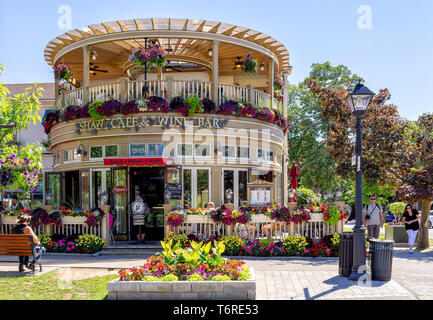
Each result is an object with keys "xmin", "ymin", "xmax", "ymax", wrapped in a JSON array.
[
  {"xmin": 11, "ymin": 214, "xmax": 45, "ymax": 272},
  {"xmin": 401, "ymin": 204, "xmax": 421, "ymax": 254},
  {"xmin": 10, "ymin": 194, "xmax": 23, "ymax": 211},
  {"xmin": 363, "ymin": 195, "xmax": 383, "ymax": 239}
]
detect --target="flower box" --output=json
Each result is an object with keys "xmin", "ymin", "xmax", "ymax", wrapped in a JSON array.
[
  {"xmin": 250, "ymin": 214, "xmax": 271, "ymax": 223},
  {"xmin": 185, "ymin": 215, "xmax": 209, "ymax": 224},
  {"xmin": 385, "ymin": 224, "xmax": 409, "ymax": 243},
  {"xmin": 61, "ymin": 216, "xmax": 87, "ymax": 225},
  {"xmin": 0, "ymin": 216, "xmax": 17, "ymax": 225},
  {"xmin": 310, "ymin": 213, "xmax": 323, "ymax": 222},
  {"xmin": 107, "ymin": 267, "xmax": 256, "ymax": 300}
]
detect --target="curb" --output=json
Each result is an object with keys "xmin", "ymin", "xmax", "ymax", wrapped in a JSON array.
[{"xmin": 44, "ymin": 252, "xmax": 101, "ymax": 257}]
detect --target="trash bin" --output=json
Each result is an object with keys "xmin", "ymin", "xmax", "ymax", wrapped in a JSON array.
[
  {"xmin": 368, "ymin": 239, "xmax": 394, "ymax": 281},
  {"xmin": 338, "ymin": 232, "xmax": 354, "ymax": 277}
]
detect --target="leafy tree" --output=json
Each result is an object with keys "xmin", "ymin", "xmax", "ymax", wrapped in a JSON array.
[
  {"xmin": 0, "ymin": 63, "xmax": 44, "ymax": 198},
  {"xmin": 397, "ymin": 113, "xmax": 433, "ymax": 249},
  {"xmin": 287, "ymin": 62, "xmax": 362, "ymax": 192}
]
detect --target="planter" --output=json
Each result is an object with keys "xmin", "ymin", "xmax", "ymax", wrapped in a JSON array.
[
  {"xmin": 250, "ymin": 214, "xmax": 271, "ymax": 223},
  {"xmin": 61, "ymin": 216, "xmax": 87, "ymax": 224},
  {"xmin": 310, "ymin": 213, "xmax": 323, "ymax": 222},
  {"xmin": 385, "ymin": 225, "xmax": 409, "ymax": 243},
  {"xmin": 185, "ymin": 215, "xmax": 209, "ymax": 224},
  {"xmin": 107, "ymin": 267, "xmax": 256, "ymax": 300},
  {"xmin": 0, "ymin": 216, "xmax": 18, "ymax": 225}
]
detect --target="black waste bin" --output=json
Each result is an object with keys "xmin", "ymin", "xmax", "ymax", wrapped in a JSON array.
[
  {"xmin": 368, "ymin": 239, "xmax": 394, "ymax": 281},
  {"xmin": 338, "ymin": 232, "xmax": 354, "ymax": 277}
]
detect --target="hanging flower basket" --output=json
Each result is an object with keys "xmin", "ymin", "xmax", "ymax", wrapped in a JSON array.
[
  {"xmin": 54, "ymin": 63, "xmax": 72, "ymax": 81},
  {"xmin": 129, "ymin": 47, "xmax": 167, "ymax": 69},
  {"xmin": 241, "ymin": 54, "xmax": 258, "ymax": 74},
  {"xmin": 273, "ymin": 76, "xmax": 285, "ymax": 91}
]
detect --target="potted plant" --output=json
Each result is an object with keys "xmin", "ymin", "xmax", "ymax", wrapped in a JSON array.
[
  {"xmin": 54, "ymin": 63, "xmax": 72, "ymax": 81},
  {"xmin": 241, "ymin": 54, "xmax": 258, "ymax": 74},
  {"xmin": 385, "ymin": 202, "xmax": 408, "ymax": 242}
]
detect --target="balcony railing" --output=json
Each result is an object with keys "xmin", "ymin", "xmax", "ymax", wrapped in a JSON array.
[{"xmin": 55, "ymin": 80, "xmax": 281, "ymax": 112}]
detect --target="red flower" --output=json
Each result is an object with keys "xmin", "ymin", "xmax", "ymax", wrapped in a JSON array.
[{"xmin": 20, "ymin": 209, "xmax": 24, "ymax": 212}]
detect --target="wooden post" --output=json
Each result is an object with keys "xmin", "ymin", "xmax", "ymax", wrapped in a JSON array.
[
  {"xmin": 212, "ymin": 40, "xmax": 219, "ymax": 103},
  {"xmin": 100, "ymin": 205, "xmax": 111, "ymax": 246},
  {"xmin": 248, "ymin": 84, "xmax": 255, "ymax": 104},
  {"xmin": 268, "ymin": 59, "xmax": 274, "ymax": 109},
  {"xmin": 282, "ymin": 72, "xmax": 289, "ymax": 207},
  {"xmin": 119, "ymin": 78, "xmax": 127, "ymax": 104}
]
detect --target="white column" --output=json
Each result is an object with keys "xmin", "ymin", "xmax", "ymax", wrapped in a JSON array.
[
  {"xmin": 82, "ymin": 45, "xmax": 90, "ymax": 103},
  {"xmin": 282, "ymin": 71, "xmax": 289, "ymax": 206},
  {"xmin": 212, "ymin": 40, "xmax": 219, "ymax": 103}
]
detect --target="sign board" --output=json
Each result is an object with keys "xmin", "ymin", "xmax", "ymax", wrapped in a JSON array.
[
  {"xmin": 131, "ymin": 200, "xmax": 146, "ymax": 226},
  {"xmin": 104, "ymin": 158, "xmax": 169, "ymax": 166},
  {"xmin": 113, "ymin": 186, "xmax": 127, "ymax": 194},
  {"xmin": 247, "ymin": 179, "xmax": 274, "ymax": 207},
  {"xmin": 164, "ymin": 183, "xmax": 182, "ymax": 200}
]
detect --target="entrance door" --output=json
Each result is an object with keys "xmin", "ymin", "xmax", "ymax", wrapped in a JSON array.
[
  {"xmin": 111, "ymin": 168, "xmax": 128, "ymax": 240},
  {"xmin": 129, "ymin": 167, "xmax": 165, "ymax": 241},
  {"xmin": 90, "ymin": 169, "xmax": 111, "ymax": 209},
  {"xmin": 182, "ymin": 168, "xmax": 211, "ymax": 209},
  {"xmin": 222, "ymin": 169, "xmax": 248, "ymax": 207}
]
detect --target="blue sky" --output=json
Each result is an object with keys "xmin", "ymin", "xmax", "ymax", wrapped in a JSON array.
[{"xmin": 0, "ymin": 0, "xmax": 432, "ymax": 120}]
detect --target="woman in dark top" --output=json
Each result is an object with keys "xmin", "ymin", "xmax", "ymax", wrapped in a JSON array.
[
  {"xmin": 401, "ymin": 204, "xmax": 421, "ymax": 254},
  {"xmin": 12, "ymin": 215, "xmax": 45, "ymax": 272}
]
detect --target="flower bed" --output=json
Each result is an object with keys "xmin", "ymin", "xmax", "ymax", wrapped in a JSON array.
[{"xmin": 39, "ymin": 233, "xmax": 105, "ymax": 254}]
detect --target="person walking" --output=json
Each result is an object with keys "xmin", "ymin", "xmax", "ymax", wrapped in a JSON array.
[
  {"xmin": 11, "ymin": 214, "xmax": 45, "ymax": 272},
  {"xmin": 363, "ymin": 195, "xmax": 383, "ymax": 239},
  {"xmin": 401, "ymin": 204, "xmax": 421, "ymax": 253}
]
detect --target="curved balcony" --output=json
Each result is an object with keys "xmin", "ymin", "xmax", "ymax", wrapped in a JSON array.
[{"xmin": 55, "ymin": 80, "xmax": 281, "ymax": 112}]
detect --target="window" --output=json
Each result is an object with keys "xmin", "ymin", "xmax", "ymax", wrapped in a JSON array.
[
  {"xmin": 237, "ymin": 147, "xmax": 250, "ymax": 159},
  {"xmin": 258, "ymin": 149, "xmax": 274, "ymax": 162},
  {"xmin": 222, "ymin": 169, "xmax": 248, "ymax": 207},
  {"xmin": 183, "ymin": 168, "xmax": 211, "ymax": 209},
  {"xmin": 130, "ymin": 144, "xmax": 147, "ymax": 157},
  {"xmin": 195, "ymin": 144, "xmax": 210, "ymax": 157},
  {"xmin": 73, "ymin": 149, "xmax": 80, "ymax": 160},
  {"xmin": 64, "ymin": 151, "xmax": 69, "ymax": 162},
  {"xmin": 105, "ymin": 145, "xmax": 118, "ymax": 157},
  {"xmin": 223, "ymin": 146, "xmax": 236, "ymax": 158},
  {"xmin": 90, "ymin": 146, "xmax": 103, "ymax": 159},
  {"xmin": 177, "ymin": 144, "xmax": 193, "ymax": 157},
  {"xmin": 148, "ymin": 144, "xmax": 163, "ymax": 156}
]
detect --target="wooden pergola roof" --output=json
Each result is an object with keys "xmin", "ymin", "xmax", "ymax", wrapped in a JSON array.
[{"xmin": 44, "ymin": 18, "xmax": 291, "ymax": 80}]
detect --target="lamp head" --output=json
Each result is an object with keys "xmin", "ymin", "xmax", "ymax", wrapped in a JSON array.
[{"xmin": 346, "ymin": 82, "xmax": 375, "ymax": 117}]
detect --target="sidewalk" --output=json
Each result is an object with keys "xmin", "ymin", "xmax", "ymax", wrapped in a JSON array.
[{"xmin": 0, "ymin": 247, "xmax": 432, "ymax": 300}]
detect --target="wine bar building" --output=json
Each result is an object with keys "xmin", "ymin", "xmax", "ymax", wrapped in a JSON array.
[{"xmin": 42, "ymin": 18, "xmax": 292, "ymax": 242}]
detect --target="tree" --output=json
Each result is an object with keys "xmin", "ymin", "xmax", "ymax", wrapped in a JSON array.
[
  {"xmin": 0, "ymin": 63, "xmax": 44, "ymax": 198},
  {"xmin": 287, "ymin": 62, "xmax": 362, "ymax": 192},
  {"xmin": 397, "ymin": 113, "xmax": 433, "ymax": 249}
]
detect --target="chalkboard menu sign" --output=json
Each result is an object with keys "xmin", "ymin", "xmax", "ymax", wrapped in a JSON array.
[{"xmin": 164, "ymin": 183, "xmax": 182, "ymax": 200}]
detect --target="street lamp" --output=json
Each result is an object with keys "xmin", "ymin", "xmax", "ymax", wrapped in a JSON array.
[{"xmin": 345, "ymin": 82, "xmax": 375, "ymax": 281}]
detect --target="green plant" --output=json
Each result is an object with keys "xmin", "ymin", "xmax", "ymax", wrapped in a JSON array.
[
  {"xmin": 75, "ymin": 234, "xmax": 105, "ymax": 254},
  {"xmin": 161, "ymin": 274, "xmax": 178, "ymax": 281},
  {"xmin": 324, "ymin": 205, "xmax": 341, "ymax": 226},
  {"xmin": 88, "ymin": 100, "xmax": 103, "ymax": 120},
  {"xmin": 282, "ymin": 236, "xmax": 308, "ymax": 255},
  {"xmin": 143, "ymin": 275, "xmax": 159, "ymax": 281},
  {"xmin": 211, "ymin": 274, "xmax": 231, "ymax": 281},
  {"xmin": 38, "ymin": 233, "xmax": 52, "ymax": 248},
  {"xmin": 389, "ymin": 202, "xmax": 406, "ymax": 223},
  {"xmin": 222, "ymin": 236, "xmax": 245, "ymax": 255},
  {"xmin": 330, "ymin": 233, "xmax": 340, "ymax": 252},
  {"xmin": 239, "ymin": 267, "xmax": 251, "ymax": 281},
  {"xmin": 259, "ymin": 237, "xmax": 275, "ymax": 248},
  {"xmin": 187, "ymin": 273, "xmax": 204, "ymax": 281},
  {"xmin": 164, "ymin": 233, "xmax": 188, "ymax": 248},
  {"xmin": 185, "ymin": 96, "xmax": 203, "ymax": 117}
]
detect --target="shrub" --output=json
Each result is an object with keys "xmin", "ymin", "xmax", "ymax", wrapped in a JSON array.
[
  {"xmin": 201, "ymin": 97, "xmax": 217, "ymax": 113},
  {"xmin": 211, "ymin": 274, "xmax": 231, "ymax": 281},
  {"xmin": 296, "ymin": 187, "xmax": 316, "ymax": 205},
  {"xmin": 187, "ymin": 273, "xmax": 204, "ymax": 281},
  {"xmin": 222, "ymin": 236, "xmax": 245, "ymax": 255},
  {"xmin": 185, "ymin": 96, "xmax": 203, "ymax": 116},
  {"xmin": 169, "ymin": 96, "xmax": 187, "ymax": 115},
  {"xmin": 389, "ymin": 202, "xmax": 406, "ymax": 223},
  {"xmin": 282, "ymin": 236, "xmax": 308, "ymax": 256},
  {"xmin": 38, "ymin": 233, "xmax": 52, "ymax": 248},
  {"xmin": 143, "ymin": 275, "xmax": 159, "ymax": 281},
  {"xmin": 239, "ymin": 267, "xmax": 251, "ymax": 281},
  {"xmin": 88, "ymin": 100, "xmax": 103, "ymax": 120},
  {"xmin": 75, "ymin": 234, "xmax": 105, "ymax": 254}
]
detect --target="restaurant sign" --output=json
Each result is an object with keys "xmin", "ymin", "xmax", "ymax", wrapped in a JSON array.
[
  {"xmin": 75, "ymin": 115, "xmax": 228, "ymax": 134},
  {"xmin": 104, "ymin": 158, "xmax": 169, "ymax": 166}
]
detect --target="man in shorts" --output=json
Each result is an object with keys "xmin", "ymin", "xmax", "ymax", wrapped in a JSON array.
[{"xmin": 363, "ymin": 195, "xmax": 383, "ymax": 239}]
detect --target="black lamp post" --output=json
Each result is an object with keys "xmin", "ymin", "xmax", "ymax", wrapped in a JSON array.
[{"xmin": 345, "ymin": 82, "xmax": 375, "ymax": 281}]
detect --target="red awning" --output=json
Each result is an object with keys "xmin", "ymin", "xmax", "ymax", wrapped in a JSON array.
[{"xmin": 104, "ymin": 158, "xmax": 169, "ymax": 166}]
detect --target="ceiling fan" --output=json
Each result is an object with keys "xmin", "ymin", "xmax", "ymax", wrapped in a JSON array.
[
  {"xmin": 89, "ymin": 63, "xmax": 108, "ymax": 75},
  {"xmin": 233, "ymin": 56, "xmax": 243, "ymax": 70},
  {"xmin": 164, "ymin": 60, "xmax": 182, "ymax": 72}
]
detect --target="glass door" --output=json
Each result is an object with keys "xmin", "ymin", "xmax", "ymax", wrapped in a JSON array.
[
  {"xmin": 222, "ymin": 169, "xmax": 248, "ymax": 207},
  {"xmin": 111, "ymin": 168, "xmax": 127, "ymax": 238},
  {"xmin": 45, "ymin": 172, "xmax": 62, "ymax": 208},
  {"xmin": 90, "ymin": 169, "xmax": 111, "ymax": 209},
  {"xmin": 182, "ymin": 168, "xmax": 210, "ymax": 209}
]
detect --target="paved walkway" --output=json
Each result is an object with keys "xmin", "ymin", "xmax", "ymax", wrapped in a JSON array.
[{"xmin": 1, "ymin": 247, "xmax": 432, "ymax": 300}]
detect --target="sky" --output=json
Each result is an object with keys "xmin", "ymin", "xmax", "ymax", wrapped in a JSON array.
[{"xmin": 0, "ymin": 0, "xmax": 432, "ymax": 121}]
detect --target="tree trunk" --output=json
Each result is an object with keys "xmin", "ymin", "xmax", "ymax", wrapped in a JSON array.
[{"xmin": 416, "ymin": 199, "xmax": 432, "ymax": 250}]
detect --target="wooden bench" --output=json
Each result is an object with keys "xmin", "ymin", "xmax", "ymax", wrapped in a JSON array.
[{"xmin": 0, "ymin": 234, "xmax": 43, "ymax": 274}]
